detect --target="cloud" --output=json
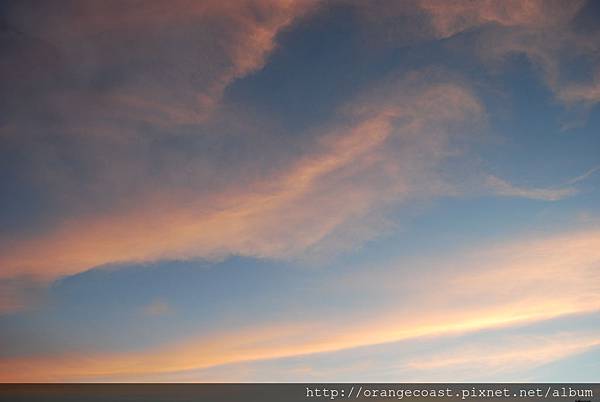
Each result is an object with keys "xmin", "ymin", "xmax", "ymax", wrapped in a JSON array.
[
  {"xmin": 483, "ymin": 165, "xmax": 600, "ymax": 201},
  {"xmin": 0, "ymin": 0, "xmax": 317, "ymax": 240},
  {"xmin": 1, "ymin": 226, "xmax": 598, "ymax": 381},
  {"xmin": 479, "ymin": 29, "xmax": 600, "ymax": 107},
  {"xmin": 418, "ymin": 0, "xmax": 584, "ymax": 39},
  {"xmin": 1, "ymin": 0, "xmax": 597, "ymax": 382},
  {"xmin": 0, "ymin": 72, "xmax": 484, "ymax": 288},
  {"xmin": 439, "ymin": 0, "xmax": 600, "ymax": 107},
  {"xmin": 484, "ymin": 175, "xmax": 577, "ymax": 201},
  {"xmin": 176, "ymin": 317, "xmax": 600, "ymax": 382},
  {"xmin": 0, "ymin": 0, "xmax": 317, "ymax": 293},
  {"xmin": 567, "ymin": 165, "xmax": 600, "ymax": 185},
  {"xmin": 361, "ymin": 0, "xmax": 600, "ymax": 106},
  {"xmin": 2, "ymin": 0, "xmax": 315, "ymax": 124},
  {"xmin": 403, "ymin": 332, "xmax": 600, "ymax": 378},
  {"xmin": 0, "ymin": 1, "xmax": 593, "ymax": 316}
]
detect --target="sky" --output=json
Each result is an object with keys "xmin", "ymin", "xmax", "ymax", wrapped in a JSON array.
[{"xmin": 0, "ymin": 0, "xmax": 599, "ymax": 382}]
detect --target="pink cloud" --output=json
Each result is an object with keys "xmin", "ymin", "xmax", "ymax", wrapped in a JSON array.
[
  {"xmin": 0, "ymin": 73, "xmax": 484, "ymax": 291},
  {"xmin": 1, "ymin": 227, "xmax": 599, "ymax": 381}
]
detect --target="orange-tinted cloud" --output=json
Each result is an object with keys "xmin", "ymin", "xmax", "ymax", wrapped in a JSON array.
[
  {"xmin": 2, "ymin": 1, "xmax": 594, "ymax": 316},
  {"xmin": 1, "ymin": 227, "xmax": 598, "ymax": 381},
  {"xmin": 1, "ymin": 1, "xmax": 597, "ymax": 382},
  {"xmin": 0, "ymin": 74, "xmax": 484, "ymax": 287},
  {"xmin": 4, "ymin": 0, "xmax": 316, "ymax": 124}
]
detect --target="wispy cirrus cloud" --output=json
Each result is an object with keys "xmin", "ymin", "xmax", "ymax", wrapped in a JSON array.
[
  {"xmin": 403, "ymin": 331, "xmax": 600, "ymax": 380},
  {"xmin": 421, "ymin": 0, "xmax": 600, "ymax": 106},
  {"xmin": 567, "ymin": 165, "xmax": 600, "ymax": 185},
  {"xmin": 1, "ymin": 226, "xmax": 598, "ymax": 381},
  {"xmin": 358, "ymin": 0, "xmax": 600, "ymax": 106},
  {"xmin": 483, "ymin": 165, "xmax": 599, "ymax": 201},
  {"xmin": 484, "ymin": 175, "xmax": 577, "ymax": 201},
  {"xmin": 0, "ymin": 72, "xmax": 484, "ymax": 287},
  {"xmin": 418, "ymin": 0, "xmax": 585, "ymax": 39}
]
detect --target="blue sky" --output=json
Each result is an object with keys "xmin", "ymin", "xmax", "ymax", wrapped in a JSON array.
[{"xmin": 0, "ymin": 0, "xmax": 599, "ymax": 381}]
